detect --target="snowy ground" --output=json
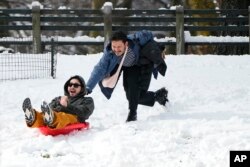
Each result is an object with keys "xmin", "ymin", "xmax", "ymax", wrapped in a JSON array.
[{"xmin": 0, "ymin": 54, "xmax": 250, "ymax": 167}]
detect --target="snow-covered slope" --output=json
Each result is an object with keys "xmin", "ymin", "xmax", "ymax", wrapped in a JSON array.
[{"xmin": 0, "ymin": 54, "xmax": 250, "ymax": 167}]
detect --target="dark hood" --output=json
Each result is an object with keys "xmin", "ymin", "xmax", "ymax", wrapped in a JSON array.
[{"xmin": 64, "ymin": 75, "xmax": 86, "ymax": 96}]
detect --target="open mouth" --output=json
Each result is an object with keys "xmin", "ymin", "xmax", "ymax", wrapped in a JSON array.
[{"xmin": 69, "ymin": 90, "xmax": 76, "ymax": 94}]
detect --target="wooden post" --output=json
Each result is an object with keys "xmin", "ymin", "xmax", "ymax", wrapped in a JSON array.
[
  {"xmin": 249, "ymin": 6, "xmax": 250, "ymax": 54},
  {"xmin": 176, "ymin": 6, "xmax": 185, "ymax": 55},
  {"xmin": 102, "ymin": 3, "xmax": 113, "ymax": 47},
  {"xmin": 32, "ymin": 5, "xmax": 41, "ymax": 53}
]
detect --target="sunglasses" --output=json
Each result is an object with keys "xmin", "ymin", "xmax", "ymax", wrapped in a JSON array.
[{"xmin": 68, "ymin": 83, "xmax": 81, "ymax": 88}]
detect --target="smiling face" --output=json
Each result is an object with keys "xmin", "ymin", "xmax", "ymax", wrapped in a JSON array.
[
  {"xmin": 67, "ymin": 78, "xmax": 82, "ymax": 97},
  {"xmin": 111, "ymin": 40, "xmax": 128, "ymax": 56}
]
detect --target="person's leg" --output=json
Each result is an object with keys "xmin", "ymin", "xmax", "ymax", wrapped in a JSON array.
[
  {"xmin": 139, "ymin": 89, "xmax": 169, "ymax": 106},
  {"xmin": 22, "ymin": 98, "xmax": 79, "ymax": 129},
  {"xmin": 29, "ymin": 111, "xmax": 78, "ymax": 129},
  {"xmin": 28, "ymin": 111, "xmax": 45, "ymax": 128},
  {"xmin": 22, "ymin": 97, "xmax": 45, "ymax": 127},
  {"xmin": 138, "ymin": 90, "xmax": 155, "ymax": 106},
  {"xmin": 41, "ymin": 101, "xmax": 78, "ymax": 129},
  {"xmin": 50, "ymin": 112, "xmax": 78, "ymax": 129},
  {"xmin": 123, "ymin": 66, "xmax": 141, "ymax": 122},
  {"xmin": 138, "ymin": 64, "xmax": 155, "ymax": 107},
  {"xmin": 138, "ymin": 64, "xmax": 169, "ymax": 106}
]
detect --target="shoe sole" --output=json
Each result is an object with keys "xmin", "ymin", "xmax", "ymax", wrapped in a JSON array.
[
  {"xmin": 41, "ymin": 101, "xmax": 54, "ymax": 126},
  {"xmin": 22, "ymin": 98, "xmax": 35, "ymax": 125}
]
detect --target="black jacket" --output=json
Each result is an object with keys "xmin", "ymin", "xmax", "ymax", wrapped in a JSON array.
[
  {"xmin": 49, "ymin": 75, "xmax": 94, "ymax": 122},
  {"xmin": 139, "ymin": 40, "xmax": 167, "ymax": 77}
]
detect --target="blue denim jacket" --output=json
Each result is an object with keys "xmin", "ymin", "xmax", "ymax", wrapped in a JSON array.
[
  {"xmin": 86, "ymin": 40, "xmax": 138, "ymax": 91},
  {"xmin": 86, "ymin": 30, "xmax": 154, "ymax": 96}
]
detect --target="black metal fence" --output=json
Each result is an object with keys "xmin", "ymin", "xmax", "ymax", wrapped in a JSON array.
[{"xmin": 0, "ymin": 52, "xmax": 56, "ymax": 81}]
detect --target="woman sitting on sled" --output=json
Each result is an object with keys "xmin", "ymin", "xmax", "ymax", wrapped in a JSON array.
[{"xmin": 22, "ymin": 75, "xmax": 94, "ymax": 129}]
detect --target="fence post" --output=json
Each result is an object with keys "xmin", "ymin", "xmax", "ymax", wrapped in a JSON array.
[
  {"xmin": 176, "ymin": 6, "xmax": 185, "ymax": 55},
  {"xmin": 32, "ymin": 5, "xmax": 41, "ymax": 54},
  {"xmin": 249, "ymin": 6, "xmax": 250, "ymax": 54},
  {"xmin": 102, "ymin": 3, "xmax": 113, "ymax": 47},
  {"xmin": 51, "ymin": 38, "xmax": 55, "ymax": 79}
]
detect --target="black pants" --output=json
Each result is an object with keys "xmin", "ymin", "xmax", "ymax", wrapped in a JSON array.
[{"xmin": 123, "ymin": 64, "xmax": 155, "ymax": 113}]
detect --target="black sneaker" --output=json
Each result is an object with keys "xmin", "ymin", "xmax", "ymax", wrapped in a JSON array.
[
  {"xmin": 155, "ymin": 87, "xmax": 169, "ymax": 106},
  {"xmin": 41, "ymin": 101, "xmax": 54, "ymax": 126},
  {"xmin": 126, "ymin": 111, "xmax": 137, "ymax": 122},
  {"xmin": 22, "ymin": 98, "xmax": 36, "ymax": 125}
]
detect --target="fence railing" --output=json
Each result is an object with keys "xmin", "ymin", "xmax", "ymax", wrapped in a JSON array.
[
  {"xmin": 0, "ymin": 52, "xmax": 56, "ymax": 81},
  {"xmin": 0, "ymin": 5, "xmax": 249, "ymax": 54}
]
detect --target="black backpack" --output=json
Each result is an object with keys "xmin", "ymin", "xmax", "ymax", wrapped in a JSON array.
[{"xmin": 139, "ymin": 40, "xmax": 167, "ymax": 76}]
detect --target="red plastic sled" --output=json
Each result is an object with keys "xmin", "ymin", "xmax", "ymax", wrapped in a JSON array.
[{"xmin": 39, "ymin": 122, "xmax": 89, "ymax": 136}]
